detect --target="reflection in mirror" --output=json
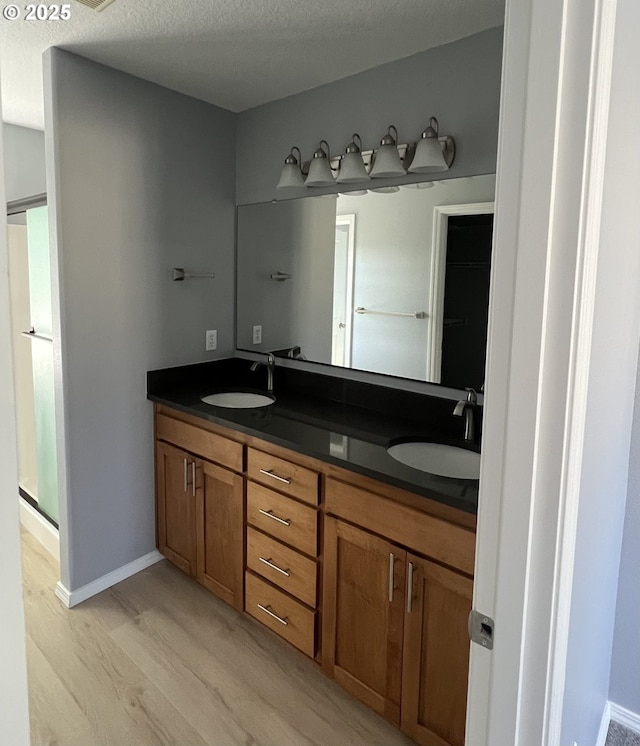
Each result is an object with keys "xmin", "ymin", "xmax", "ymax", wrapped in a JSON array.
[{"xmin": 236, "ymin": 174, "xmax": 495, "ymax": 388}]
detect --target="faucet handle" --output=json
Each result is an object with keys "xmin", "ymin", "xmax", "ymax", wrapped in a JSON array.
[
  {"xmin": 266, "ymin": 352, "xmax": 275, "ymax": 365},
  {"xmin": 465, "ymin": 387, "xmax": 478, "ymax": 404}
]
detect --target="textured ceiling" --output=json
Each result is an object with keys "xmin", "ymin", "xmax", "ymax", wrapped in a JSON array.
[{"xmin": 1, "ymin": 0, "xmax": 504, "ymax": 129}]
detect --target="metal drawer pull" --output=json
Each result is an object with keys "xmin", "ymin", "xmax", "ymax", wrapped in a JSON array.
[
  {"xmin": 192, "ymin": 461, "xmax": 196, "ymax": 497},
  {"xmin": 183, "ymin": 458, "xmax": 188, "ymax": 492},
  {"xmin": 407, "ymin": 562, "xmax": 415, "ymax": 613},
  {"xmin": 257, "ymin": 603, "xmax": 289, "ymax": 626},
  {"xmin": 258, "ymin": 509, "xmax": 291, "ymax": 526},
  {"xmin": 389, "ymin": 553, "xmax": 395, "ymax": 602},
  {"xmin": 259, "ymin": 468, "xmax": 292, "ymax": 485},
  {"xmin": 259, "ymin": 557, "xmax": 291, "ymax": 577}
]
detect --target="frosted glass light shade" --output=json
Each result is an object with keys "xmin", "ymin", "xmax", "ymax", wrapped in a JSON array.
[
  {"xmin": 337, "ymin": 152, "xmax": 370, "ymax": 183},
  {"xmin": 276, "ymin": 147, "xmax": 305, "ymax": 190},
  {"xmin": 370, "ymin": 143, "xmax": 405, "ymax": 178},
  {"xmin": 277, "ymin": 162, "xmax": 305, "ymax": 189},
  {"xmin": 409, "ymin": 117, "xmax": 452, "ymax": 173},
  {"xmin": 305, "ymin": 155, "xmax": 334, "ymax": 187},
  {"xmin": 408, "ymin": 136, "xmax": 448, "ymax": 173}
]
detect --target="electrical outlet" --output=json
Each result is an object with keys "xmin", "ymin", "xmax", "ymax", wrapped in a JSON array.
[
  {"xmin": 205, "ymin": 329, "xmax": 217, "ymax": 351},
  {"xmin": 252, "ymin": 325, "xmax": 262, "ymax": 345}
]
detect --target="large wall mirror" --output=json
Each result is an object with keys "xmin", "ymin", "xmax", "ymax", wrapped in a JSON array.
[{"xmin": 236, "ymin": 174, "xmax": 495, "ymax": 389}]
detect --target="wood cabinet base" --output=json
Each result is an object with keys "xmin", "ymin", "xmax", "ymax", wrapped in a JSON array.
[{"xmin": 154, "ymin": 404, "xmax": 474, "ymax": 746}]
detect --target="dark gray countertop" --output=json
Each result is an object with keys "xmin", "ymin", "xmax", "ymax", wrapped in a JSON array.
[{"xmin": 147, "ymin": 358, "xmax": 480, "ymax": 515}]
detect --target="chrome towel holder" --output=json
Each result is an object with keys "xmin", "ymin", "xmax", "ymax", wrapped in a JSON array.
[
  {"xmin": 172, "ymin": 267, "xmax": 216, "ymax": 282},
  {"xmin": 355, "ymin": 307, "xmax": 427, "ymax": 319}
]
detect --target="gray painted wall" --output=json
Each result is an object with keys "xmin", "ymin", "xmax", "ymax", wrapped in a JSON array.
[
  {"xmin": 610, "ymin": 359, "xmax": 640, "ymax": 714},
  {"xmin": 236, "ymin": 27, "xmax": 503, "ymax": 206},
  {"xmin": 44, "ymin": 48, "xmax": 235, "ymax": 590},
  {"xmin": 608, "ymin": 7, "xmax": 640, "ymax": 717},
  {"xmin": 3, "ymin": 123, "xmax": 46, "ymax": 202}
]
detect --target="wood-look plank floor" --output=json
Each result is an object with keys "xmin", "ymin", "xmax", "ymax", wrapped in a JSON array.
[{"xmin": 21, "ymin": 531, "xmax": 414, "ymax": 746}]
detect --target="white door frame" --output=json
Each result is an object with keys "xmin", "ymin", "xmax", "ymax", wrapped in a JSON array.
[
  {"xmin": 0, "ymin": 75, "xmax": 32, "ymax": 745},
  {"xmin": 333, "ymin": 214, "xmax": 356, "ymax": 367},
  {"xmin": 467, "ymin": 0, "xmax": 632, "ymax": 743},
  {"xmin": 427, "ymin": 202, "xmax": 495, "ymax": 383}
]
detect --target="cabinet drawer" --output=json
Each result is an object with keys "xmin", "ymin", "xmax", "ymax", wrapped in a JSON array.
[
  {"xmin": 247, "ymin": 482, "xmax": 319, "ymax": 556},
  {"xmin": 245, "ymin": 572, "xmax": 316, "ymax": 658},
  {"xmin": 247, "ymin": 527, "xmax": 317, "ymax": 607},
  {"xmin": 247, "ymin": 448, "xmax": 319, "ymax": 506},
  {"xmin": 325, "ymin": 478, "xmax": 475, "ymax": 576},
  {"xmin": 156, "ymin": 414, "xmax": 243, "ymax": 473}
]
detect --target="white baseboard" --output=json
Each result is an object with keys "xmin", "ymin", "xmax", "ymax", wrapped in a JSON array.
[
  {"xmin": 19, "ymin": 497, "xmax": 59, "ymax": 561},
  {"xmin": 596, "ymin": 700, "xmax": 640, "ymax": 746},
  {"xmin": 609, "ymin": 701, "xmax": 640, "ymax": 735},
  {"xmin": 55, "ymin": 549, "xmax": 164, "ymax": 608},
  {"xmin": 597, "ymin": 701, "xmax": 612, "ymax": 746}
]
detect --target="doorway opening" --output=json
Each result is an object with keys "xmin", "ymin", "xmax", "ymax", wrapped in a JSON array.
[{"xmin": 331, "ymin": 214, "xmax": 356, "ymax": 367}]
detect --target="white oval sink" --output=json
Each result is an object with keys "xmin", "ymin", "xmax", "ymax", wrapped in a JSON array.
[
  {"xmin": 201, "ymin": 392, "xmax": 275, "ymax": 408},
  {"xmin": 387, "ymin": 441, "xmax": 480, "ymax": 480}
]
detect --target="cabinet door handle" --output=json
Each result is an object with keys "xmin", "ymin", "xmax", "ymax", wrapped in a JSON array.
[
  {"xmin": 407, "ymin": 562, "xmax": 415, "ymax": 614},
  {"xmin": 389, "ymin": 553, "xmax": 395, "ymax": 602},
  {"xmin": 259, "ymin": 468, "xmax": 292, "ymax": 485},
  {"xmin": 259, "ymin": 557, "xmax": 291, "ymax": 577},
  {"xmin": 258, "ymin": 509, "xmax": 291, "ymax": 526},
  {"xmin": 257, "ymin": 603, "xmax": 289, "ymax": 626},
  {"xmin": 183, "ymin": 458, "xmax": 188, "ymax": 492},
  {"xmin": 192, "ymin": 461, "xmax": 196, "ymax": 496}
]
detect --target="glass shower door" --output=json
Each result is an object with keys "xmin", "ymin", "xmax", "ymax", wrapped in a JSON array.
[{"xmin": 24, "ymin": 205, "xmax": 58, "ymax": 523}]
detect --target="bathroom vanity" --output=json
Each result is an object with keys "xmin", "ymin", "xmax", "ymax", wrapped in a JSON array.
[{"xmin": 148, "ymin": 358, "xmax": 479, "ymax": 746}]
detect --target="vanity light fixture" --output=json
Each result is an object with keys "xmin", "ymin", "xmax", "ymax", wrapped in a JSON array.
[
  {"xmin": 276, "ymin": 146, "xmax": 305, "ymax": 189},
  {"xmin": 275, "ymin": 118, "xmax": 455, "ymax": 192},
  {"xmin": 408, "ymin": 117, "xmax": 456, "ymax": 173},
  {"xmin": 369, "ymin": 125, "xmax": 406, "ymax": 179},
  {"xmin": 336, "ymin": 133, "xmax": 370, "ymax": 184},
  {"xmin": 305, "ymin": 140, "xmax": 335, "ymax": 187}
]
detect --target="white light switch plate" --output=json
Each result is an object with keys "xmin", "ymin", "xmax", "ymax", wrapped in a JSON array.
[
  {"xmin": 205, "ymin": 329, "xmax": 217, "ymax": 351},
  {"xmin": 252, "ymin": 325, "xmax": 262, "ymax": 345}
]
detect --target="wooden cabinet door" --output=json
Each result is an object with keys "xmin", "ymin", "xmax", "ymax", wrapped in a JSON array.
[
  {"xmin": 156, "ymin": 441, "xmax": 197, "ymax": 576},
  {"xmin": 195, "ymin": 459, "xmax": 244, "ymax": 611},
  {"xmin": 401, "ymin": 554, "xmax": 473, "ymax": 746},
  {"xmin": 322, "ymin": 517, "xmax": 406, "ymax": 725}
]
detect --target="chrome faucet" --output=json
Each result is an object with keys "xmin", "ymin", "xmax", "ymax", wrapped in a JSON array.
[
  {"xmin": 250, "ymin": 353, "xmax": 275, "ymax": 394},
  {"xmin": 453, "ymin": 387, "xmax": 477, "ymax": 442}
]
